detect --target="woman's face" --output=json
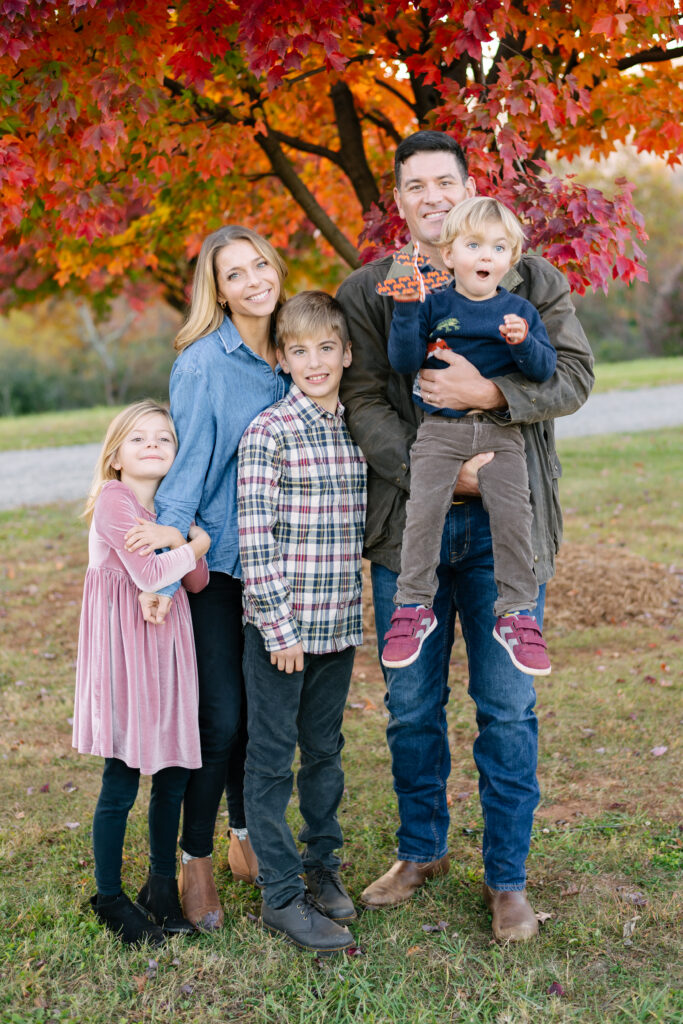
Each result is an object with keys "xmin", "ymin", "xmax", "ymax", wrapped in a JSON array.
[{"xmin": 214, "ymin": 240, "xmax": 281, "ymax": 320}]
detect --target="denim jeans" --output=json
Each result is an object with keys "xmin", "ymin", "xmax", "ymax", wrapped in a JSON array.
[
  {"xmin": 181, "ymin": 572, "xmax": 248, "ymax": 857},
  {"xmin": 93, "ymin": 758, "xmax": 189, "ymax": 895},
  {"xmin": 372, "ymin": 498, "xmax": 544, "ymax": 891},
  {"xmin": 242, "ymin": 625, "xmax": 355, "ymax": 909}
]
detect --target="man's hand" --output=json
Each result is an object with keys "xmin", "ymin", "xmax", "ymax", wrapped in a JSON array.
[
  {"xmin": 270, "ymin": 642, "xmax": 305, "ymax": 674},
  {"xmin": 452, "ymin": 452, "xmax": 494, "ymax": 497},
  {"xmin": 419, "ymin": 348, "xmax": 506, "ymax": 411},
  {"xmin": 138, "ymin": 592, "xmax": 172, "ymax": 625}
]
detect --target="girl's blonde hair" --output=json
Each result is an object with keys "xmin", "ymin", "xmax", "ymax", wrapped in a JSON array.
[
  {"xmin": 174, "ymin": 225, "xmax": 288, "ymax": 353},
  {"xmin": 82, "ymin": 400, "xmax": 176, "ymax": 524},
  {"xmin": 439, "ymin": 196, "xmax": 526, "ymax": 265}
]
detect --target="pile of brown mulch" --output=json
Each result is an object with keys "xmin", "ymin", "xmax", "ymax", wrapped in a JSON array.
[{"xmin": 361, "ymin": 543, "xmax": 681, "ymax": 637}]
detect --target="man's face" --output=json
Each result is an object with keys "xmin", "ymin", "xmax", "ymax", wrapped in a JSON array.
[{"xmin": 394, "ymin": 151, "xmax": 476, "ymax": 252}]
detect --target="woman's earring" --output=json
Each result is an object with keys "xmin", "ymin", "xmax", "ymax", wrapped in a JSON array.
[{"xmin": 218, "ymin": 298, "xmax": 226, "ymax": 309}]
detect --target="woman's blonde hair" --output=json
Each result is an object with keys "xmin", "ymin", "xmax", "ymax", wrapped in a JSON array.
[
  {"xmin": 439, "ymin": 196, "xmax": 526, "ymax": 265},
  {"xmin": 82, "ymin": 399, "xmax": 176, "ymax": 524},
  {"xmin": 174, "ymin": 226, "xmax": 288, "ymax": 353}
]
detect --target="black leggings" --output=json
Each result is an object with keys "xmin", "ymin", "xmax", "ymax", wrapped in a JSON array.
[
  {"xmin": 92, "ymin": 758, "xmax": 189, "ymax": 895},
  {"xmin": 181, "ymin": 571, "xmax": 248, "ymax": 856}
]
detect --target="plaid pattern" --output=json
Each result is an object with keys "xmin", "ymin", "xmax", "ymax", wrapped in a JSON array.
[{"xmin": 238, "ymin": 384, "xmax": 367, "ymax": 654}]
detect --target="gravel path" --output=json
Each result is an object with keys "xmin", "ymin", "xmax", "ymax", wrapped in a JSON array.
[{"xmin": 1, "ymin": 385, "xmax": 682, "ymax": 511}]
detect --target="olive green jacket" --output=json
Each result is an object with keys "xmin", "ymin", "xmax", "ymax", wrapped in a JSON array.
[{"xmin": 337, "ymin": 252, "xmax": 594, "ymax": 584}]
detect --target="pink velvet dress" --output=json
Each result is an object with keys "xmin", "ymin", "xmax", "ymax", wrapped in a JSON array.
[{"xmin": 73, "ymin": 480, "xmax": 208, "ymax": 775}]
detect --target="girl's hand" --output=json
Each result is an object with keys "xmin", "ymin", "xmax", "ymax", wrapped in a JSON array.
[
  {"xmin": 125, "ymin": 518, "xmax": 185, "ymax": 554},
  {"xmin": 270, "ymin": 642, "xmax": 304, "ymax": 674},
  {"xmin": 188, "ymin": 523, "xmax": 211, "ymax": 559},
  {"xmin": 499, "ymin": 314, "xmax": 529, "ymax": 345},
  {"xmin": 138, "ymin": 592, "xmax": 173, "ymax": 625}
]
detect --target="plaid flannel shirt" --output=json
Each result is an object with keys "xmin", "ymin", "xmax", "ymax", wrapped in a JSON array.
[{"xmin": 237, "ymin": 384, "xmax": 367, "ymax": 654}]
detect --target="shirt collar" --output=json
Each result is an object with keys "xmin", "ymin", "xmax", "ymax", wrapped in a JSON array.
[
  {"xmin": 288, "ymin": 382, "xmax": 345, "ymax": 424},
  {"xmin": 215, "ymin": 315, "xmax": 285, "ymax": 372}
]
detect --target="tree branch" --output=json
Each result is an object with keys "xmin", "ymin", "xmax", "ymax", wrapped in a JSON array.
[
  {"xmin": 329, "ymin": 81, "xmax": 380, "ymax": 211},
  {"xmin": 617, "ymin": 44, "xmax": 683, "ymax": 71}
]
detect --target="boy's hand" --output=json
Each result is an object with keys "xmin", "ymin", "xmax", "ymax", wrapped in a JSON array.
[
  {"xmin": 270, "ymin": 642, "xmax": 304, "ymax": 674},
  {"xmin": 125, "ymin": 518, "xmax": 185, "ymax": 553},
  {"xmin": 499, "ymin": 314, "xmax": 528, "ymax": 345},
  {"xmin": 138, "ymin": 592, "xmax": 172, "ymax": 625}
]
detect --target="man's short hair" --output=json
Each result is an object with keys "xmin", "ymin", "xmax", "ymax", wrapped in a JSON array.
[
  {"xmin": 439, "ymin": 196, "xmax": 525, "ymax": 266},
  {"xmin": 395, "ymin": 130, "xmax": 469, "ymax": 189},
  {"xmin": 275, "ymin": 290, "xmax": 350, "ymax": 351}
]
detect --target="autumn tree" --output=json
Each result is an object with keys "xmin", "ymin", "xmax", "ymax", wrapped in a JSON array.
[{"xmin": 1, "ymin": 0, "xmax": 682, "ymax": 313}]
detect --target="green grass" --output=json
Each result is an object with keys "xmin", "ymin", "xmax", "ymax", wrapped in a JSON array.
[
  {"xmin": 592, "ymin": 356, "xmax": 683, "ymax": 394},
  {"xmin": 0, "ymin": 433, "xmax": 681, "ymax": 1022},
  {"xmin": 0, "ymin": 355, "xmax": 681, "ymax": 452},
  {"xmin": 0, "ymin": 405, "xmax": 126, "ymax": 452}
]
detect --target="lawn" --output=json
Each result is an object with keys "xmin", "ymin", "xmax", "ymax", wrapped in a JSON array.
[
  {"xmin": 0, "ymin": 356, "xmax": 681, "ymax": 452},
  {"xmin": 0, "ymin": 429, "xmax": 680, "ymax": 1023}
]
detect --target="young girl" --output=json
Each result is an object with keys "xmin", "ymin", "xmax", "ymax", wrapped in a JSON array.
[{"xmin": 73, "ymin": 400, "xmax": 210, "ymax": 945}]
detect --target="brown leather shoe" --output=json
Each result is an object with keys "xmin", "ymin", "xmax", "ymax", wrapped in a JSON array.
[
  {"xmin": 482, "ymin": 883, "xmax": 539, "ymax": 942},
  {"xmin": 360, "ymin": 855, "xmax": 450, "ymax": 908},
  {"xmin": 178, "ymin": 857, "xmax": 224, "ymax": 931},
  {"xmin": 228, "ymin": 830, "xmax": 259, "ymax": 885}
]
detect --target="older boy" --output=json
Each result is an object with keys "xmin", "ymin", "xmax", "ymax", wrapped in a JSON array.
[{"xmin": 237, "ymin": 291, "xmax": 366, "ymax": 955}]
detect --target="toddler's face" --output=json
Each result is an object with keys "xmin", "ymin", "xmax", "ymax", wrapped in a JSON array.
[{"xmin": 442, "ymin": 219, "xmax": 513, "ymax": 301}]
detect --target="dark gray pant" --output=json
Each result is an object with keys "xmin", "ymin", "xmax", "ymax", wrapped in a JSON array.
[
  {"xmin": 396, "ymin": 415, "xmax": 538, "ymax": 616},
  {"xmin": 242, "ymin": 625, "xmax": 355, "ymax": 909}
]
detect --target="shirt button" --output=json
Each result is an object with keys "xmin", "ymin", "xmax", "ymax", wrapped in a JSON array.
[
  {"xmin": 401, "ymin": 463, "xmax": 407, "ymax": 472},
  {"xmin": 534, "ymin": 555, "xmax": 539, "ymax": 562}
]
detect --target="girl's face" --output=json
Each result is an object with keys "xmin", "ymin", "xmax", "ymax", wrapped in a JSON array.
[
  {"xmin": 111, "ymin": 413, "xmax": 177, "ymax": 488},
  {"xmin": 214, "ymin": 240, "xmax": 281, "ymax": 320}
]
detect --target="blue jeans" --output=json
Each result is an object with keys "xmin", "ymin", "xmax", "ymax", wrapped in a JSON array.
[
  {"xmin": 242, "ymin": 625, "xmax": 355, "ymax": 909},
  {"xmin": 372, "ymin": 498, "xmax": 544, "ymax": 891}
]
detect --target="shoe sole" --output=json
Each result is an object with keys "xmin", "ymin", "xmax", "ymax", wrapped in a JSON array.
[
  {"xmin": 261, "ymin": 920, "xmax": 353, "ymax": 955},
  {"xmin": 133, "ymin": 900, "xmax": 196, "ymax": 935},
  {"xmin": 492, "ymin": 627, "xmax": 551, "ymax": 676},
  {"xmin": 381, "ymin": 615, "xmax": 439, "ymax": 669}
]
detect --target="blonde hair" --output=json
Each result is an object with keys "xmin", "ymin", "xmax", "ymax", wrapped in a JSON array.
[
  {"xmin": 82, "ymin": 400, "xmax": 176, "ymax": 524},
  {"xmin": 439, "ymin": 197, "xmax": 525, "ymax": 265},
  {"xmin": 174, "ymin": 226, "xmax": 288, "ymax": 352},
  {"xmin": 275, "ymin": 291, "xmax": 349, "ymax": 351}
]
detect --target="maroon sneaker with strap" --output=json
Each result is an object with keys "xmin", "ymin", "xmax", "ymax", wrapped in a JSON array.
[
  {"xmin": 492, "ymin": 613, "xmax": 551, "ymax": 676},
  {"xmin": 381, "ymin": 606, "xmax": 437, "ymax": 669}
]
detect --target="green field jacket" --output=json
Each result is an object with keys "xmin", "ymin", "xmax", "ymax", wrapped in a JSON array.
[{"xmin": 337, "ymin": 252, "xmax": 594, "ymax": 585}]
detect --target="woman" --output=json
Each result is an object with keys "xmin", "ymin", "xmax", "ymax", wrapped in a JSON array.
[{"xmin": 136, "ymin": 226, "xmax": 289, "ymax": 930}]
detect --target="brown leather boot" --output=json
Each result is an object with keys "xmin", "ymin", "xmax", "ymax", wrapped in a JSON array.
[
  {"xmin": 227, "ymin": 830, "xmax": 260, "ymax": 885},
  {"xmin": 482, "ymin": 883, "xmax": 539, "ymax": 941},
  {"xmin": 360, "ymin": 855, "xmax": 450, "ymax": 908},
  {"xmin": 178, "ymin": 857, "xmax": 224, "ymax": 931}
]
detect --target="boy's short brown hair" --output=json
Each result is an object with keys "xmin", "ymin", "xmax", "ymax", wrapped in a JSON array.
[
  {"xmin": 439, "ymin": 196, "xmax": 526, "ymax": 265},
  {"xmin": 275, "ymin": 290, "xmax": 350, "ymax": 351}
]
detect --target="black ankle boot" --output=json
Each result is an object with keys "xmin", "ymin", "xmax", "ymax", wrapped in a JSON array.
[
  {"xmin": 90, "ymin": 893, "xmax": 165, "ymax": 946},
  {"xmin": 135, "ymin": 874, "xmax": 195, "ymax": 935}
]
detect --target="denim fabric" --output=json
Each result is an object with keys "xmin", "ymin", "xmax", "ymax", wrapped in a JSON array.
[
  {"xmin": 180, "ymin": 572, "xmax": 247, "ymax": 857},
  {"xmin": 92, "ymin": 758, "xmax": 189, "ymax": 894},
  {"xmin": 372, "ymin": 498, "xmax": 544, "ymax": 891},
  {"xmin": 242, "ymin": 625, "xmax": 355, "ymax": 908},
  {"xmin": 155, "ymin": 316, "xmax": 289, "ymax": 596}
]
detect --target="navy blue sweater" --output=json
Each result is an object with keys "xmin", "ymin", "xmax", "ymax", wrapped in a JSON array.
[{"xmin": 388, "ymin": 284, "xmax": 557, "ymax": 418}]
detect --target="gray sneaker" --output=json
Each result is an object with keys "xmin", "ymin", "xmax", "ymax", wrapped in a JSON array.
[
  {"xmin": 261, "ymin": 893, "xmax": 354, "ymax": 954},
  {"xmin": 304, "ymin": 867, "xmax": 357, "ymax": 922}
]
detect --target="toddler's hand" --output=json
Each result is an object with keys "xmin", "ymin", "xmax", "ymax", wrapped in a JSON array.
[
  {"xmin": 270, "ymin": 642, "xmax": 304, "ymax": 674},
  {"xmin": 393, "ymin": 285, "xmax": 422, "ymax": 303},
  {"xmin": 499, "ymin": 314, "xmax": 528, "ymax": 345}
]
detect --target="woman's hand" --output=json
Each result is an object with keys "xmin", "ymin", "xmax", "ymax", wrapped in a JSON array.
[
  {"xmin": 270, "ymin": 642, "xmax": 305, "ymax": 674},
  {"xmin": 125, "ymin": 518, "xmax": 185, "ymax": 554}
]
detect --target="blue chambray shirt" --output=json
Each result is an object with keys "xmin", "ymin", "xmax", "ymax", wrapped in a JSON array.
[{"xmin": 154, "ymin": 316, "xmax": 289, "ymax": 595}]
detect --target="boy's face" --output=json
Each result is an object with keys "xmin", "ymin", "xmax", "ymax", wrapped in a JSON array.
[
  {"xmin": 277, "ymin": 331, "xmax": 352, "ymax": 414},
  {"xmin": 442, "ymin": 218, "xmax": 514, "ymax": 301}
]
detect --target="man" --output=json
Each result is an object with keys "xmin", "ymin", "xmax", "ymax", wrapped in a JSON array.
[{"xmin": 337, "ymin": 130, "xmax": 593, "ymax": 941}]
